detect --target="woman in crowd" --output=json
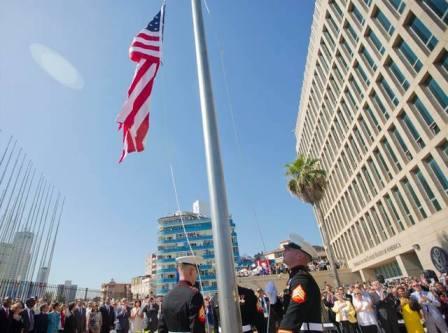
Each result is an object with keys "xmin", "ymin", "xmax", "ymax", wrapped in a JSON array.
[
  {"xmin": 332, "ymin": 290, "xmax": 357, "ymax": 333},
  {"xmin": 130, "ymin": 300, "xmax": 144, "ymax": 333},
  {"xmin": 47, "ymin": 302, "xmax": 61, "ymax": 333},
  {"xmin": 396, "ymin": 286, "xmax": 424, "ymax": 333},
  {"xmin": 352, "ymin": 288, "xmax": 378, "ymax": 333},
  {"xmin": 10, "ymin": 302, "xmax": 24, "ymax": 333},
  {"xmin": 87, "ymin": 302, "xmax": 102, "ymax": 333}
]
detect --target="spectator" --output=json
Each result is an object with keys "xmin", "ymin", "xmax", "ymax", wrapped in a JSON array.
[
  {"xmin": 332, "ymin": 290, "xmax": 357, "ymax": 333},
  {"xmin": 63, "ymin": 303, "xmax": 78, "ymax": 333},
  {"xmin": 75, "ymin": 300, "xmax": 86, "ymax": 333},
  {"xmin": 87, "ymin": 303, "xmax": 102, "ymax": 333},
  {"xmin": 47, "ymin": 302, "xmax": 61, "ymax": 333},
  {"xmin": 99, "ymin": 298, "xmax": 115, "ymax": 333},
  {"xmin": 433, "ymin": 282, "xmax": 448, "ymax": 327},
  {"xmin": 22, "ymin": 298, "xmax": 36, "ymax": 333},
  {"xmin": 352, "ymin": 288, "xmax": 378, "ymax": 333},
  {"xmin": 10, "ymin": 302, "xmax": 24, "ymax": 333},
  {"xmin": 322, "ymin": 285, "xmax": 338, "ymax": 331},
  {"xmin": 142, "ymin": 297, "xmax": 158, "ymax": 333},
  {"xmin": 0, "ymin": 297, "xmax": 12, "ymax": 333},
  {"xmin": 130, "ymin": 300, "xmax": 144, "ymax": 333},
  {"xmin": 411, "ymin": 281, "xmax": 448, "ymax": 333},
  {"xmin": 115, "ymin": 299, "xmax": 130, "ymax": 333},
  {"xmin": 369, "ymin": 280, "xmax": 400, "ymax": 333},
  {"xmin": 396, "ymin": 286, "xmax": 424, "ymax": 333},
  {"xmin": 34, "ymin": 303, "xmax": 49, "ymax": 333}
]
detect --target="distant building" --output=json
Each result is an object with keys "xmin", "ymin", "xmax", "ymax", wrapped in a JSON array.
[
  {"xmin": 0, "ymin": 231, "xmax": 33, "ymax": 281},
  {"xmin": 145, "ymin": 253, "xmax": 157, "ymax": 276},
  {"xmin": 131, "ymin": 275, "xmax": 152, "ymax": 299},
  {"xmin": 36, "ymin": 267, "xmax": 49, "ymax": 284},
  {"xmin": 156, "ymin": 202, "xmax": 240, "ymax": 296},
  {"xmin": 101, "ymin": 279, "xmax": 132, "ymax": 300},
  {"xmin": 57, "ymin": 281, "xmax": 78, "ymax": 303}
]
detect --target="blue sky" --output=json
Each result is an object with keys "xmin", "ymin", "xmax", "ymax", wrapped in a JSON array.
[{"xmin": 0, "ymin": 0, "xmax": 318, "ymax": 288}]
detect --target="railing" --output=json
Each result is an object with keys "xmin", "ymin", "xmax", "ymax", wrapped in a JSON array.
[{"xmin": 0, "ymin": 280, "xmax": 101, "ymax": 303}]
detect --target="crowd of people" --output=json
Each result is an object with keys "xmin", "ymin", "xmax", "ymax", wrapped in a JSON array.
[
  {"xmin": 237, "ymin": 259, "xmax": 332, "ymax": 277},
  {"xmin": 0, "ymin": 296, "xmax": 163, "ymax": 333},
  {"xmin": 320, "ymin": 274, "xmax": 448, "ymax": 333}
]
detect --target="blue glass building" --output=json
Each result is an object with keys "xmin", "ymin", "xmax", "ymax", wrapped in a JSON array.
[{"xmin": 155, "ymin": 211, "xmax": 240, "ymax": 296}]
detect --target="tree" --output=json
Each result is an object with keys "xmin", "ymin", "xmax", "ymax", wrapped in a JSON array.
[{"xmin": 285, "ymin": 154, "xmax": 341, "ymax": 287}]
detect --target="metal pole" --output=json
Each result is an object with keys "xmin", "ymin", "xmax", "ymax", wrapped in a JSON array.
[{"xmin": 190, "ymin": 1, "xmax": 242, "ymax": 332}]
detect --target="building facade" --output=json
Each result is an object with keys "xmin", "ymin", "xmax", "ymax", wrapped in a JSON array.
[
  {"xmin": 101, "ymin": 279, "xmax": 132, "ymax": 300},
  {"xmin": 131, "ymin": 275, "xmax": 152, "ymax": 299},
  {"xmin": 296, "ymin": 0, "xmax": 448, "ymax": 280},
  {"xmin": 156, "ymin": 206, "xmax": 240, "ymax": 296}
]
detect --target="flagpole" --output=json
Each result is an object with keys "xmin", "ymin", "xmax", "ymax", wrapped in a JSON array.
[{"xmin": 191, "ymin": 1, "xmax": 242, "ymax": 332}]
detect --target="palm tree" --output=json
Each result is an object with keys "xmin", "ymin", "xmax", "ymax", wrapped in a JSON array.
[{"xmin": 285, "ymin": 154, "xmax": 341, "ymax": 287}]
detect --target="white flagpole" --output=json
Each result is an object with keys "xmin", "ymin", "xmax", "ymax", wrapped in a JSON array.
[{"xmin": 190, "ymin": 0, "xmax": 242, "ymax": 332}]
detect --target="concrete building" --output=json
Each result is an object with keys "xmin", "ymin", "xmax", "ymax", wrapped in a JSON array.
[
  {"xmin": 295, "ymin": 0, "xmax": 448, "ymax": 281},
  {"xmin": 101, "ymin": 279, "xmax": 132, "ymax": 300},
  {"xmin": 0, "ymin": 232, "xmax": 33, "ymax": 281},
  {"xmin": 131, "ymin": 275, "xmax": 152, "ymax": 299},
  {"xmin": 156, "ymin": 202, "xmax": 240, "ymax": 296},
  {"xmin": 57, "ymin": 280, "xmax": 78, "ymax": 303},
  {"xmin": 145, "ymin": 253, "xmax": 157, "ymax": 276}
]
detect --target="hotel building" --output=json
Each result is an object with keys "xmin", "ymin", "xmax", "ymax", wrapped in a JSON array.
[
  {"xmin": 155, "ymin": 202, "xmax": 240, "ymax": 295},
  {"xmin": 295, "ymin": 0, "xmax": 448, "ymax": 280}
]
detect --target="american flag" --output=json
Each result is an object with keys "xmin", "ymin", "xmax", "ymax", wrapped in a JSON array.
[{"xmin": 116, "ymin": 6, "xmax": 165, "ymax": 162}]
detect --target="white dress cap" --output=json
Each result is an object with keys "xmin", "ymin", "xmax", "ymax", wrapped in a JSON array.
[
  {"xmin": 176, "ymin": 255, "xmax": 204, "ymax": 266},
  {"xmin": 286, "ymin": 233, "xmax": 319, "ymax": 259}
]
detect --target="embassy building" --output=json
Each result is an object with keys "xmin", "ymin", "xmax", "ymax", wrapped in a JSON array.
[{"xmin": 295, "ymin": 0, "xmax": 448, "ymax": 280}]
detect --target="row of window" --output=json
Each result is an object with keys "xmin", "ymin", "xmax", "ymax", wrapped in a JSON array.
[{"xmin": 328, "ymin": 153, "xmax": 447, "ymax": 262}]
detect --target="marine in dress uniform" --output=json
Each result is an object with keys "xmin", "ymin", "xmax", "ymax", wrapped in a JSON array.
[
  {"xmin": 278, "ymin": 233, "xmax": 322, "ymax": 333},
  {"xmin": 158, "ymin": 255, "xmax": 206, "ymax": 333}
]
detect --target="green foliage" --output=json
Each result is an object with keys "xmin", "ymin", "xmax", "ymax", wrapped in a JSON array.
[{"xmin": 285, "ymin": 154, "xmax": 327, "ymax": 204}]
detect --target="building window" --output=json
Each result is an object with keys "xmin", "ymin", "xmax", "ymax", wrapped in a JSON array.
[
  {"xmin": 439, "ymin": 52, "xmax": 448, "ymax": 75},
  {"xmin": 414, "ymin": 167, "xmax": 442, "ymax": 211},
  {"xmin": 374, "ymin": 149, "xmax": 393, "ymax": 180},
  {"xmin": 383, "ymin": 139, "xmax": 402, "ymax": 171},
  {"xmin": 385, "ymin": 194, "xmax": 405, "ymax": 231},
  {"xmin": 392, "ymin": 186, "xmax": 416, "ymax": 226},
  {"xmin": 330, "ymin": 0, "xmax": 344, "ymax": 21},
  {"xmin": 388, "ymin": 61, "xmax": 410, "ymax": 90},
  {"xmin": 388, "ymin": 0, "xmax": 406, "ymax": 14},
  {"xmin": 363, "ymin": 0, "xmax": 372, "ymax": 7},
  {"xmin": 360, "ymin": 46, "xmax": 378, "ymax": 72},
  {"xmin": 355, "ymin": 63, "xmax": 371, "ymax": 86},
  {"xmin": 424, "ymin": 76, "xmax": 448, "ymax": 114},
  {"xmin": 377, "ymin": 202, "xmax": 396, "ymax": 236},
  {"xmin": 368, "ymin": 158, "xmax": 385, "ymax": 188},
  {"xmin": 391, "ymin": 127, "xmax": 413, "ymax": 161},
  {"xmin": 372, "ymin": 91, "xmax": 390, "ymax": 120},
  {"xmin": 365, "ymin": 105, "xmax": 381, "ymax": 131},
  {"xmin": 327, "ymin": 14, "xmax": 340, "ymax": 35},
  {"xmin": 362, "ymin": 166, "xmax": 378, "ymax": 195},
  {"xmin": 324, "ymin": 29, "xmax": 336, "ymax": 49},
  {"xmin": 374, "ymin": 8, "xmax": 395, "ymax": 36},
  {"xmin": 400, "ymin": 112, "xmax": 425, "ymax": 149},
  {"xmin": 408, "ymin": 16, "xmax": 438, "ymax": 51},
  {"xmin": 410, "ymin": 95, "xmax": 440, "ymax": 135},
  {"xmin": 421, "ymin": 0, "xmax": 448, "ymax": 24},
  {"xmin": 441, "ymin": 141, "xmax": 448, "ymax": 162},
  {"xmin": 352, "ymin": 4, "xmax": 366, "ymax": 26},
  {"xmin": 341, "ymin": 39, "xmax": 354, "ymax": 58},
  {"xmin": 366, "ymin": 212, "xmax": 382, "ymax": 244},
  {"xmin": 379, "ymin": 77, "xmax": 399, "ymax": 106},
  {"xmin": 346, "ymin": 23, "xmax": 359, "ymax": 44},
  {"xmin": 368, "ymin": 29, "xmax": 385, "ymax": 55},
  {"xmin": 350, "ymin": 77, "xmax": 364, "ymax": 99},
  {"xmin": 426, "ymin": 155, "xmax": 448, "ymax": 195},
  {"xmin": 396, "ymin": 39, "xmax": 423, "ymax": 73},
  {"xmin": 401, "ymin": 177, "xmax": 428, "ymax": 219}
]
